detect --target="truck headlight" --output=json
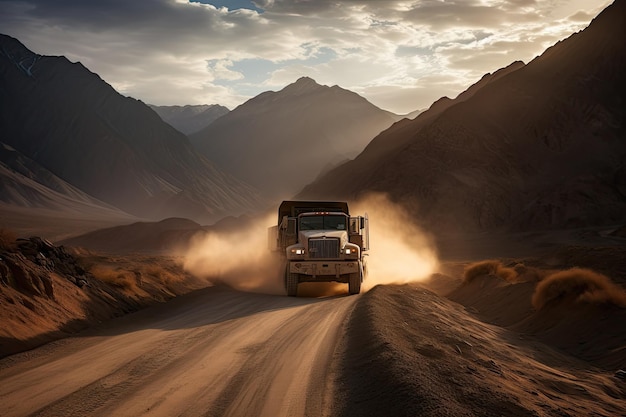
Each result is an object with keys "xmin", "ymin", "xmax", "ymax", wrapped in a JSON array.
[
  {"xmin": 344, "ymin": 247, "xmax": 358, "ymax": 257},
  {"xmin": 291, "ymin": 248, "xmax": 305, "ymax": 255}
]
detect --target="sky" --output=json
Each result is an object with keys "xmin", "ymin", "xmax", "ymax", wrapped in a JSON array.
[{"xmin": 0, "ymin": 0, "xmax": 612, "ymax": 114}]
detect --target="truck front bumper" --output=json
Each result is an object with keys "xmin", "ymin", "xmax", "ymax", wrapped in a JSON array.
[{"xmin": 289, "ymin": 260, "xmax": 360, "ymax": 281}]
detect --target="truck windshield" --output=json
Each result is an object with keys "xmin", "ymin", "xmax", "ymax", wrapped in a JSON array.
[{"xmin": 299, "ymin": 215, "xmax": 347, "ymax": 231}]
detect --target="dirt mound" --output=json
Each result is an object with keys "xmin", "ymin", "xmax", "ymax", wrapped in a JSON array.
[
  {"xmin": 444, "ymin": 258, "xmax": 626, "ymax": 370},
  {"xmin": 448, "ymin": 272, "xmax": 536, "ymax": 327},
  {"xmin": 516, "ymin": 302, "xmax": 626, "ymax": 370},
  {"xmin": 336, "ymin": 283, "xmax": 625, "ymax": 416},
  {"xmin": 446, "ymin": 260, "xmax": 549, "ymax": 326},
  {"xmin": 336, "ymin": 284, "xmax": 531, "ymax": 416},
  {"xmin": 511, "ymin": 268, "xmax": 626, "ymax": 369}
]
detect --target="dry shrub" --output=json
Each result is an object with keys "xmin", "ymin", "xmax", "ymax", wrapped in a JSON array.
[
  {"xmin": 497, "ymin": 265, "xmax": 518, "ymax": 282},
  {"xmin": 532, "ymin": 267, "xmax": 626, "ymax": 310},
  {"xmin": 90, "ymin": 265, "xmax": 137, "ymax": 291},
  {"xmin": 463, "ymin": 260, "xmax": 499, "ymax": 283},
  {"xmin": 463, "ymin": 260, "xmax": 518, "ymax": 283},
  {"xmin": 0, "ymin": 229, "xmax": 17, "ymax": 250}
]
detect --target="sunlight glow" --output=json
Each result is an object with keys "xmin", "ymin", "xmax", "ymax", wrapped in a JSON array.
[{"xmin": 352, "ymin": 193, "xmax": 439, "ymax": 290}]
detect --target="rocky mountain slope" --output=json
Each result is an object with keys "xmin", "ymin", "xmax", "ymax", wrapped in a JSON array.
[
  {"xmin": 0, "ymin": 34, "xmax": 263, "ymax": 223},
  {"xmin": 299, "ymin": 0, "xmax": 626, "ymax": 235},
  {"xmin": 190, "ymin": 77, "xmax": 400, "ymax": 199},
  {"xmin": 149, "ymin": 104, "xmax": 229, "ymax": 135}
]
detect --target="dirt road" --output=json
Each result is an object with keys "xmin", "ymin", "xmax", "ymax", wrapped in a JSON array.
[{"xmin": 0, "ymin": 286, "xmax": 355, "ymax": 417}]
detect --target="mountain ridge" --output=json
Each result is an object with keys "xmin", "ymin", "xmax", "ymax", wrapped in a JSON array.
[
  {"xmin": 298, "ymin": 0, "xmax": 626, "ymax": 234},
  {"xmin": 190, "ymin": 76, "xmax": 401, "ymax": 199},
  {"xmin": 0, "ymin": 33, "xmax": 265, "ymax": 224}
]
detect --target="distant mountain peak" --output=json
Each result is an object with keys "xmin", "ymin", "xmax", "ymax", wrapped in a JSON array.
[
  {"xmin": 295, "ymin": 76, "xmax": 317, "ymax": 85},
  {"xmin": 282, "ymin": 76, "xmax": 323, "ymax": 95},
  {"xmin": 190, "ymin": 75, "xmax": 399, "ymax": 199}
]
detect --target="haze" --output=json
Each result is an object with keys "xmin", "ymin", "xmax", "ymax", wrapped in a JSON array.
[{"xmin": 183, "ymin": 193, "xmax": 439, "ymax": 295}]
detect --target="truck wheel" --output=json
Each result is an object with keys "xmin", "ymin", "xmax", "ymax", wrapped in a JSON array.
[
  {"xmin": 286, "ymin": 272, "xmax": 299, "ymax": 297},
  {"xmin": 348, "ymin": 272, "xmax": 361, "ymax": 295}
]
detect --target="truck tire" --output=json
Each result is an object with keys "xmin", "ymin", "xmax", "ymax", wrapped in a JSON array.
[
  {"xmin": 286, "ymin": 272, "xmax": 299, "ymax": 297},
  {"xmin": 348, "ymin": 272, "xmax": 361, "ymax": 295}
]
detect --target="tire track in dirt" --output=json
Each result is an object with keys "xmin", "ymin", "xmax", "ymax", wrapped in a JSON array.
[{"xmin": 0, "ymin": 286, "xmax": 356, "ymax": 417}]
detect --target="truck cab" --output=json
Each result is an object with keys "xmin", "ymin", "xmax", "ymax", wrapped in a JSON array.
[{"xmin": 269, "ymin": 201, "xmax": 369, "ymax": 296}]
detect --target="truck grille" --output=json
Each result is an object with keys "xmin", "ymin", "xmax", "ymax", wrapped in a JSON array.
[{"xmin": 309, "ymin": 238, "xmax": 340, "ymax": 259}]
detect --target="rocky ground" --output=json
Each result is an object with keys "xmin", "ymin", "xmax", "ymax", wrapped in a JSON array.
[{"xmin": 0, "ymin": 232, "xmax": 207, "ymax": 358}]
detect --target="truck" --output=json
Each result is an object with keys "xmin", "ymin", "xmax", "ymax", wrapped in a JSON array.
[{"xmin": 268, "ymin": 200, "xmax": 369, "ymax": 296}]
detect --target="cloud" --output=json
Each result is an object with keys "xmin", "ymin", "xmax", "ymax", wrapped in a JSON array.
[
  {"xmin": 199, "ymin": 0, "xmax": 264, "ymax": 13},
  {"xmin": 0, "ymin": 0, "xmax": 612, "ymax": 113}
]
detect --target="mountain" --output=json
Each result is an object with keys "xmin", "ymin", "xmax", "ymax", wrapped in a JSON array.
[
  {"xmin": 0, "ymin": 142, "xmax": 141, "ymax": 240},
  {"xmin": 149, "ymin": 104, "xmax": 230, "ymax": 135},
  {"xmin": 190, "ymin": 77, "xmax": 401, "ymax": 199},
  {"xmin": 402, "ymin": 109, "xmax": 424, "ymax": 120},
  {"xmin": 0, "ymin": 34, "xmax": 264, "ymax": 224},
  {"xmin": 299, "ymin": 0, "xmax": 626, "ymax": 235},
  {"xmin": 0, "ymin": 142, "xmax": 117, "ymax": 209}
]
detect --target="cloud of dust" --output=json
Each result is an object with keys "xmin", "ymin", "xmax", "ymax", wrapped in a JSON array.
[
  {"xmin": 352, "ymin": 193, "xmax": 439, "ymax": 291},
  {"xmin": 183, "ymin": 193, "xmax": 439, "ymax": 296},
  {"xmin": 183, "ymin": 213, "xmax": 285, "ymax": 294}
]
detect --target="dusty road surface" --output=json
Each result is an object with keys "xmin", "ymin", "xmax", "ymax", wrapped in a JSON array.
[{"xmin": 0, "ymin": 286, "xmax": 355, "ymax": 417}]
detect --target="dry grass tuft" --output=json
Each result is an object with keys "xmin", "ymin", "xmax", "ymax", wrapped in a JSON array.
[
  {"xmin": 532, "ymin": 267, "xmax": 626, "ymax": 310},
  {"xmin": 463, "ymin": 260, "xmax": 500, "ymax": 282},
  {"xmin": 0, "ymin": 229, "xmax": 17, "ymax": 250},
  {"xmin": 463, "ymin": 260, "xmax": 518, "ymax": 283},
  {"xmin": 89, "ymin": 265, "xmax": 137, "ymax": 291},
  {"xmin": 81, "ymin": 255, "xmax": 187, "ymax": 294}
]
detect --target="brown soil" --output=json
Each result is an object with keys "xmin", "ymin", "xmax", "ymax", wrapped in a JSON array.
[
  {"xmin": 333, "ymin": 245, "xmax": 626, "ymax": 416},
  {"xmin": 1, "ymin": 224, "xmax": 625, "ymax": 416},
  {"xmin": 0, "ymin": 237, "xmax": 207, "ymax": 358}
]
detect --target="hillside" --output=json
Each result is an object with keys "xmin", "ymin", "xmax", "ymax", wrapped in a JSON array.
[
  {"xmin": 190, "ymin": 77, "xmax": 400, "ymax": 199},
  {"xmin": 0, "ymin": 142, "xmax": 122, "ymax": 212},
  {"xmin": 299, "ymin": 0, "xmax": 626, "ymax": 235},
  {"xmin": 0, "ymin": 34, "xmax": 264, "ymax": 224}
]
